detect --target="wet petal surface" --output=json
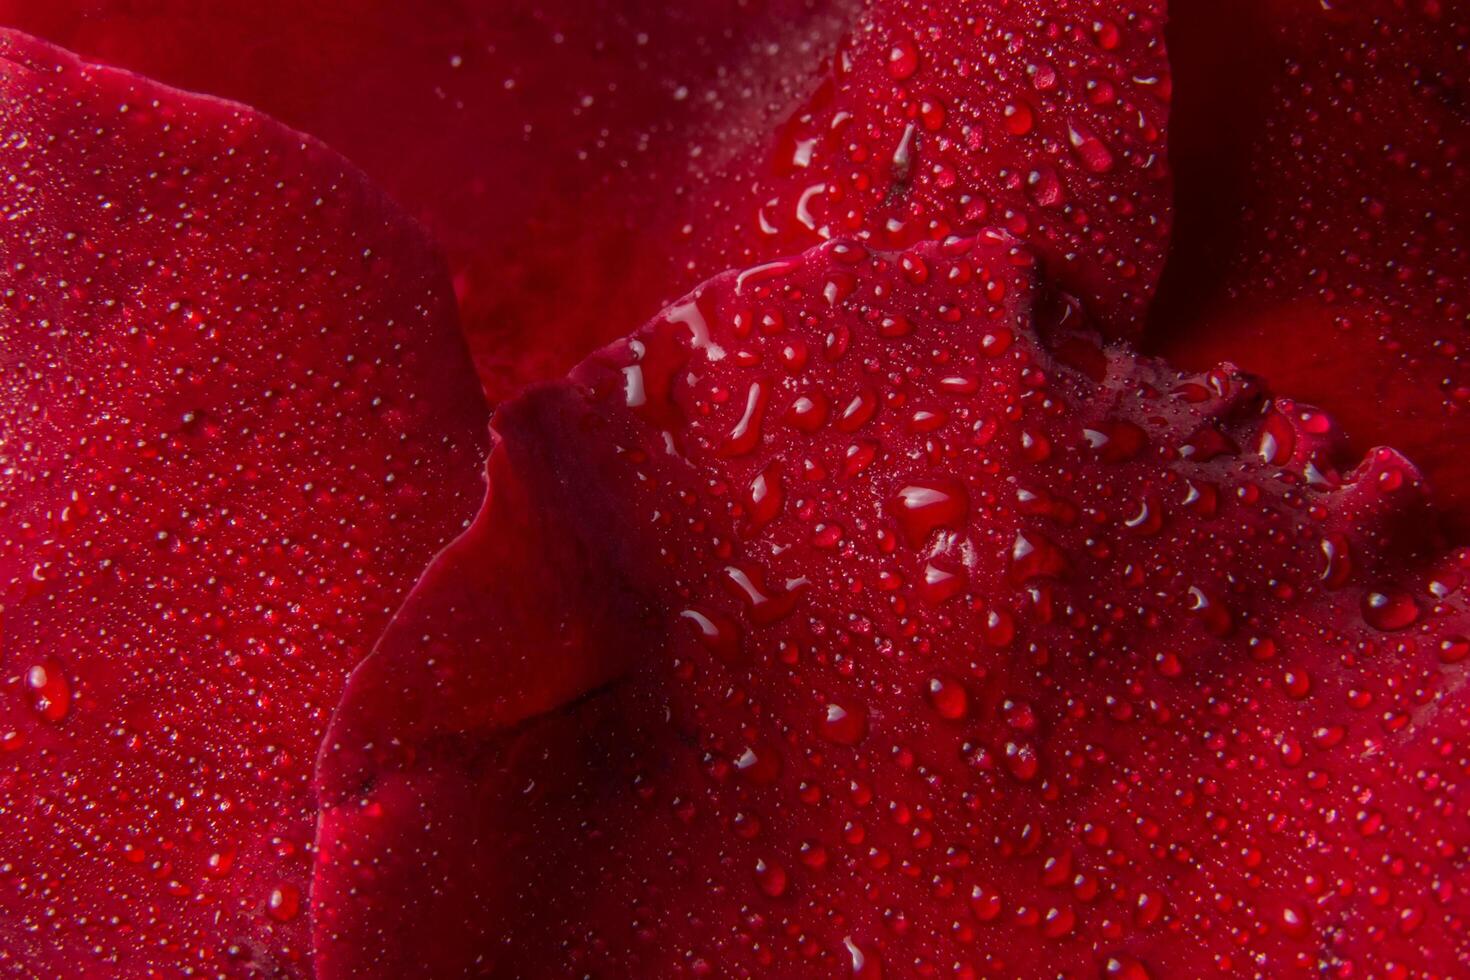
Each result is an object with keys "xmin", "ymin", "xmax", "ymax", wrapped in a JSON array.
[
  {"xmin": 318, "ymin": 236, "xmax": 1469, "ymax": 977},
  {"xmin": 1, "ymin": 1, "xmax": 1172, "ymax": 399},
  {"xmin": 0, "ymin": 0, "xmax": 858, "ymax": 399},
  {"xmin": 0, "ymin": 32, "xmax": 488, "ymax": 975},
  {"xmin": 664, "ymin": 0, "xmax": 1173, "ymax": 340}
]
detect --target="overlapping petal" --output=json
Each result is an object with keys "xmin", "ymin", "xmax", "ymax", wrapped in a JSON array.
[
  {"xmin": 0, "ymin": 0, "xmax": 860, "ymax": 399},
  {"xmin": 0, "ymin": 31, "xmax": 487, "ymax": 974},
  {"xmin": 317, "ymin": 235, "xmax": 1470, "ymax": 976},
  {"xmin": 0, "ymin": 1, "xmax": 1173, "ymax": 400},
  {"xmin": 0, "ymin": 1, "xmax": 1465, "ymax": 977}
]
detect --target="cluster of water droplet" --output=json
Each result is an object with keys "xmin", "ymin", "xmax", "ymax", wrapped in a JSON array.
[
  {"xmin": 0, "ymin": 35, "xmax": 486, "ymax": 975},
  {"xmin": 677, "ymin": 1, "xmax": 1171, "ymax": 343},
  {"xmin": 458, "ymin": 233, "xmax": 1470, "ymax": 976}
]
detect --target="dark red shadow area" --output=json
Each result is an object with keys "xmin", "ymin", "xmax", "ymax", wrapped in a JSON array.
[{"xmin": 1152, "ymin": 0, "xmax": 1470, "ymax": 535}]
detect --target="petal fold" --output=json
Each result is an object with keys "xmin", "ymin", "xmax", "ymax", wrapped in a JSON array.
[
  {"xmin": 317, "ymin": 234, "xmax": 1470, "ymax": 977},
  {"xmin": 2, "ymin": 1, "xmax": 1172, "ymax": 398}
]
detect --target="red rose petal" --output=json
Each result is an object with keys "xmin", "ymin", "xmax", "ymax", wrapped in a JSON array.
[
  {"xmin": 2, "ymin": 1, "xmax": 1172, "ymax": 399},
  {"xmin": 0, "ymin": 0, "xmax": 858, "ymax": 400},
  {"xmin": 1152, "ymin": 0, "xmax": 1470, "ymax": 532},
  {"xmin": 316, "ymin": 236, "xmax": 1469, "ymax": 976},
  {"xmin": 0, "ymin": 31, "xmax": 487, "ymax": 973},
  {"xmin": 666, "ymin": 0, "xmax": 1173, "ymax": 340}
]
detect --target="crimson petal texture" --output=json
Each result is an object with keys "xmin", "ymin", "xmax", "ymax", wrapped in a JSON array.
[
  {"xmin": 0, "ymin": 0, "xmax": 859, "ymax": 400},
  {"xmin": 656, "ymin": 0, "xmax": 1173, "ymax": 340},
  {"xmin": 0, "ymin": 31, "xmax": 488, "ymax": 975},
  {"xmin": 1, "ymin": 1, "xmax": 1172, "ymax": 400},
  {"xmin": 317, "ymin": 236, "xmax": 1470, "ymax": 977},
  {"xmin": 1153, "ymin": 0, "xmax": 1470, "ymax": 533}
]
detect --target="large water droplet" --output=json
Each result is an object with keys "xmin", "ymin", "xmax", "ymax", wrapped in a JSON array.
[{"xmin": 887, "ymin": 478, "xmax": 969, "ymax": 546}]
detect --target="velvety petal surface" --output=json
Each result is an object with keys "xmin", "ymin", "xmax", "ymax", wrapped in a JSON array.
[
  {"xmin": 317, "ymin": 235, "xmax": 1470, "ymax": 977},
  {"xmin": 0, "ymin": 0, "xmax": 858, "ymax": 400},
  {"xmin": 1153, "ymin": 0, "xmax": 1470, "ymax": 532},
  {"xmin": 0, "ymin": 1, "xmax": 1173, "ymax": 400},
  {"xmin": 0, "ymin": 31, "xmax": 488, "ymax": 975}
]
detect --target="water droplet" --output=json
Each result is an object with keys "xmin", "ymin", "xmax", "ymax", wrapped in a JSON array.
[
  {"xmin": 678, "ymin": 607, "xmax": 741, "ymax": 661},
  {"xmin": 1003, "ymin": 101, "xmax": 1035, "ymax": 135},
  {"xmin": 922, "ymin": 676, "xmax": 967, "ymax": 721},
  {"xmin": 1320, "ymin": 534, "xmax": 1353, "ymax": 588},
  {"xmin": 1439, "ymin": 635, "xmax": 1469, "ymax": 663},
  {"xmin": 1010, "ymin": 530, "xmax": 1067, "ymax": 581},
  {"xmin": 785, "ymin": 392, "xmax": 829, "ymax": 433},
  {"xmin": 1362, "ymin": 590, "xmax": 1419, "ymax": 631},
  {"xmin": 719, "ymin": 381, "xmax": 769, "ymax": 456},
  {"xmin": 1102, "ymin": 955, "xmax": 1153, "ymax": 980},
  {"xmin": 734, "ymin": 743, "xmax": 782, "ymax": 784},
  {"xmin": 887, "ymin": 478, "xmax": 969, "ymax": 546},
  {"xmin": 1067, "ymin": 120, "xmax": 1114, "ymax": 173},
  {"xmin": 820, "ymin": 702, "xmax": 867, "ymax": 745},
  {"xmin": 745, "ymin": 462, "xmax": 784, "ymax": 530},
  {"xmin": 266, "ymin": 883, "xmax": 301, "ymax": 922},
  {"xmin": 754, "ymin": 857, "xmax": 788, "ymax": 897},
  {"xmin": 835, "ymin": 388, "xmax": 879, "ymax": 432},
  {"xmin": 887, "ymin": 38, "xmax": 919, "ymax": 80},
  {"xmin": 25, "ymin": 663, "xmax": 70, "ymax": 722},
  {"xmin": 722, "ymin": 564, "xmax": 807, "ymax": 625},
  {"xmin": 969, "ymin": 884, "xmax": 1003, "ymax": 921}
]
